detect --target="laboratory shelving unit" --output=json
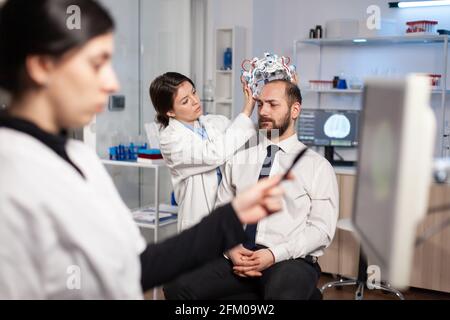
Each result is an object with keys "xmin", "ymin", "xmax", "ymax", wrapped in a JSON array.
[
  {"xmin": 101, "ymin": 159, "xmax": 178, "ymax": 301},
  {"xmin": 293, "ymin": 34, "xmax": 449, "ymax": 156},
  {"xmin": 212, "ymin": 26, "xmax": 246, "ymax": 119},
  {"xmin": 101, "ymin": 160, "xmax": 177, "ymax": 243}
]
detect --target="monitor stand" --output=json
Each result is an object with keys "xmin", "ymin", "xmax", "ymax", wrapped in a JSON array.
[{"xmin": 324, "ymin": 146, "xmax": 356, "ymax": 167}]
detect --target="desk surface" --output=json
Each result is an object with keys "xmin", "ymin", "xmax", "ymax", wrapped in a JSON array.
[
  {"xmin": 102, "ymin": 160, "xmax": 356, "ymax": 175},
  {"xmin": 101, "ymin": 159, "xmax": 166, "ymax": 169},
  {"xmin": 334, "ymin": 166, "xmax": 357, "ymax": 175}
]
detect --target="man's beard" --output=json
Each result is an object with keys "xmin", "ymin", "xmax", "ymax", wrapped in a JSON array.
[{"xmin": 258, "ymin": 111, "xmax": 291, "ymax": 139}]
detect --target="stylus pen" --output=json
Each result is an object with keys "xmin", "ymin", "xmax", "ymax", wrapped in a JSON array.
[{"xmin": 281, "ymin": 147, "xmax": 308, "ymax": 181}]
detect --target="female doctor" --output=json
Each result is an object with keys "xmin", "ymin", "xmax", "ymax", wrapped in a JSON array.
[
  {"xmin": 150, "ymin": 73, "xmax": 256, "ymax": 231},
  {"xmin": 0, "ymin": 0, "xmax": 286, "ymax": 299}
]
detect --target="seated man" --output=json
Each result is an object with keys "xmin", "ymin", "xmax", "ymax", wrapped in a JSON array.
[{"xmin": 164, "ymin": 80, "xmax": 339, "ymax": 300}]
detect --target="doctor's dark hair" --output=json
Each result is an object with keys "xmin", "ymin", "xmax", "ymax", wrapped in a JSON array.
[
  {"xmin": 150, "ymin": 72, "xmax": 195, "ymax": 128},
  {"xmin": 0, "ymin": 0, "xmax": 114, "ymax": 96}
]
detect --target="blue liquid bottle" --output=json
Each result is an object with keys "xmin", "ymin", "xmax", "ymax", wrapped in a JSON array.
[{"xmin": 223, "ymin": 48, "xmax": 232, "ymax": 70}]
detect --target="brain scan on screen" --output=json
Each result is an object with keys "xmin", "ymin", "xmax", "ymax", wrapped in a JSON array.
[{"xmin": 323, "ymin": 114, "xmax": 351, "ymax": 139}]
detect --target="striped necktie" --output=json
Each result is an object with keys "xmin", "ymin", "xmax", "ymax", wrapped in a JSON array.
[{"xmin": 243, "ymin": 144, "xmax": 281, "ymax": 250}]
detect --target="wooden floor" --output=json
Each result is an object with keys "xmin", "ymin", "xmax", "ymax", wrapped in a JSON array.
[{"xmin": 145, "ymin": 273, "xmax": 450, "ymax": 300}]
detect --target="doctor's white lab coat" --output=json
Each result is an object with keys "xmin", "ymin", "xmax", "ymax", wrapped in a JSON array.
[
  {"xmin": 0, "ymin": 128, "xmax": 146, "ymax": 299},
  {"xmin": 159, "ymin": 113, "xmax": 256, "ymax": 231}
]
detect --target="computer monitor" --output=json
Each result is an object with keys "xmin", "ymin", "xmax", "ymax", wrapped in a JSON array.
[
  {"xmin": 297, "ymin": 109, "xmax": 360, "ymax": 166},
  {"xmin": 352, "ymin": 75, "xmax": 436, "ymax": 290}
]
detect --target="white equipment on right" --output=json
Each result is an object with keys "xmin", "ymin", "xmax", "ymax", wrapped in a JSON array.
[{"xmin": 352, "ymin": 74, "xmax": 436, "ymax": 290}]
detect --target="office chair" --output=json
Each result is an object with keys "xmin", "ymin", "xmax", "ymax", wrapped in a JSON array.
[{"xmin": 320, "ymin": 218, "xmax": 405, "ymax": 300}]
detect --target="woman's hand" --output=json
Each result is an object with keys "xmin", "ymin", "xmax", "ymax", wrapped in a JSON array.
[
  {"xmin": 231, "ymin": 174, "xmax": 289, "ymax": 225},
  {"xmin": 241, "ymin": 76, "xmax": 256, "ymax": 117}
]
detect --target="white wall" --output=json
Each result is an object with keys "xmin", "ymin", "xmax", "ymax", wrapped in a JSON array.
[
  {"xmin": 141, "ymin": 0, "xmax": 192, "ymax": 126},
  {"xmin": 97, "ymin": 0, "xmax": 141, "ymax": 157},
  {"xmin": 140, "ymin": 0, "xmax": 191, "ymax": 209},
  {"xmin": 253, "ymin": 0, "xmax": 450, "ymax": 57},
  {"xmin": 252, "ymin": 0, "xmax": 450, "ymax": 157},
  {"xmin": 97, "ymin": 0, "xmax": 141, "ymax": 208},
  {"xmin": 205, "ymin": 0, "xmax": 253, "ymax": 81},
  {"xmin": 97, "ymin": 0, "xmax": 191, "ymax": 211}
]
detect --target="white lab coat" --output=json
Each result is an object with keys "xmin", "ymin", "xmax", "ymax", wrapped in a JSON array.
[
  {"xmin": 0, "ymin": 128, "xmax": 146, "ymax": 299},
  {"xmin": 159, "ymin": 113, "xmax": 256, "ymax": 231}
]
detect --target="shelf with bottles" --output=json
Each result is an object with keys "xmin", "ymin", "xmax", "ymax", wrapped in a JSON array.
[
  {"xmin": 295, "ymin": 34, "xmax": 449, "ymax": 47},
  {"xmin": 303, "ymin": 88, "xmax": 361, "ymax": 94},
  {"xmin": 215, "ymin": 29, "xmax": 233, "ymax": 71},
  {"xmin": 302, "ymin": 88, "xmax": 450, "ymax": 94},
  {"xmin": 294, "ymin": 31, "xmax": 449, "ymax": 157},
  {"xmin": 303, "ymin": 74, "xmax": 448, "ymax": 95},
  {"xmin": 213, "ymin": 26, "xmax": 246, "ymax": 119}
]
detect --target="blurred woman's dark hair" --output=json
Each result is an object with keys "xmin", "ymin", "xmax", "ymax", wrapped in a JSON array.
[
  {"xmin": 150, "ymin": 72, "xmax": 195, "ymax": 128},
  {"xmin": 0, "ymin": 0, "xmax": 114, "ymax": 96}
]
